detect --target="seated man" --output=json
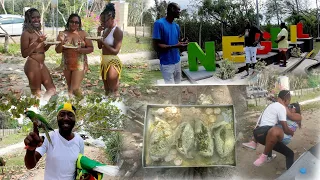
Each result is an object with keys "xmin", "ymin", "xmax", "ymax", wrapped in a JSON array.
[{"xmin": 252, "ymin": 90, "xmax": 301, "ymax": 169}]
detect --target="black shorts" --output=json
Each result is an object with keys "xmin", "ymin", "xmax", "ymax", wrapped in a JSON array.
[{"xmin": 253, "ymin": 126, "xmax": 273, "ymax": 145}]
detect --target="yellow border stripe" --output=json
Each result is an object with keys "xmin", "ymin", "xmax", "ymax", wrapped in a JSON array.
[{"xmin": 306, "ymin": 49, "xmax": 314, "ymax": 58}]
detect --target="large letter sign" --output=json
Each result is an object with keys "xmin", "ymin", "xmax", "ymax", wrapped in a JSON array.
[
  {"xmin": 270, "ymin": 27, "xmax": 281, "ymax": 48},
  {"xmin": 256, "ymin": 32, "xmax": 272, "ymax": 54},
  {"xmin": 222, "ymin": 36, "xmax": 245, "ymax": 63},
  {"xmin": 187, "ymin": 23, "xmax": 311, "ymax": 72},
  {"xmin": 187, "ymin": 42, "xmax": 216, "ymax": 71},
  {"xmin": 297, "ymin": 22, "xmax": 309, "ymax": 38},
  {"xmin": 290, "ymin": 25, "xmax": 297, "ymax": 43}
]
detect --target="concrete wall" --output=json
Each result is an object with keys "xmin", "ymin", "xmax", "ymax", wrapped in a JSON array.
[{"xmin": 111, "ymin": 1, "xmax": 129, "ymax": 30}]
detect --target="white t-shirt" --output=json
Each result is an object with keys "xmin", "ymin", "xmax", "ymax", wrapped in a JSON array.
[
  {"xmin": 36, "ymin": 130, "xmax": 84, "ymax": 180},
  {"xmin": 257, "ymin": 102, "xmax": 287, "ymax": 127}
]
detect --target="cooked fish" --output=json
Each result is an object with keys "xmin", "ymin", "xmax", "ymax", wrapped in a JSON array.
[
  {"xmin": 194, "ymin": 120, "xmax": 214, "ymax": 157},
  {"xmin": 213, "ymin": 123, "xmax": 236, "ymax": 158},
  {"xmin": 149, "ymin": 119, "xmax": 174, "ymax": 160},
  {"xmin": 175, "ymin": 122, "xmax": 194, "ymax": 158}
]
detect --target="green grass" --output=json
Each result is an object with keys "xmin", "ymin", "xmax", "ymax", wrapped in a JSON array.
[
  {"xmin": 3, "ymin": 152, "xmax": 25, "ymax": 167},
  {"xmin": 291, "ymin": 89, "xmax": 320, "ymax": 103},
  {"xmin": 120, "ymin": 36, "xmax": 152, "ymax": 53},
  {"xmin": 301, "ymin": 102, "xmax": 320, "ymax": 111},
  {"xmin": 311, "ymin": 41, "xmax": 320, "ymax": 58},
  {"xmin": 82, "ymin": 63, "xmax": 162, "ymax": 94},
  {"xmin": 0, "ymin": 133, "xmax": 25, "ymax": 148},
  {"xmin": 0, "ymin": 43, "xmax": 21, "ymax": 56},
  {"xmin": 247, "ymin": 104, "xmax": 266, "ymax": 112}
]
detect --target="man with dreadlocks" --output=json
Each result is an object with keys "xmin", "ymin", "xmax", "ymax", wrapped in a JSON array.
[
  {"xmin": 20, "ymin": 8, "xmax": 56, "ymax": 99},
  {"xmin": 92, "ymin": 3, "xmax": 123, "ymax": 97}
]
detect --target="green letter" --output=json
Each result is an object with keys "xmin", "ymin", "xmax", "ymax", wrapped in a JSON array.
[
  {"xmin": 187, "ymin": 42, "xmax": 216, "ymax": 71},
  {"xmin": 271, "ymin": 27, "xmax": 281, "ymax": 48}
]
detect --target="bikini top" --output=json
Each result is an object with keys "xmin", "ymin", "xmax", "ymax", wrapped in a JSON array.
[{"xmin": 103, "ymin": 26, "xmax": 117, "ymax": 46}]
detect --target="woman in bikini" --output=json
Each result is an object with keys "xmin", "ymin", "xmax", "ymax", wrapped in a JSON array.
[
  {"xmin": 55, "ymin": 14, "xmax": 93, "ymax": 97},
  {"xmin": 21, "ymin": 8, "xmax": 56, "ymax": 99},
  {"xmin": 93, "ymin": 3, "xmax": 123, "ymax": 96}
]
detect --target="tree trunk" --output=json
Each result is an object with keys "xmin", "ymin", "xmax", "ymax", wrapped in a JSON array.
[
  {"xmin": 4, "ymin": 34, "xmax": 8, "ymax": 53},
  {"xmin": 295, "ymin": 0, "xmax": 299, "ymax": 12},
  {"xmin": 316, "ymin": 0, "xmax": 319, "ymax": 38},
  {"xmin": 199, "ymin": 21, "xmax": 202, "ymax": 48},
  {"xmin": 221, "ymin": 21, "xmax": 224, "ymax": 37},
  {"xmin": 0, "ymin": 0, "xmax": 7, "ymax": 14},
  {"xmin": 41, "ymin": 1, "xmax": 51, "ymax": 33},
  {"xmin": 57, "ymin": 9, "xmax": 67, "ymax": 24},
  {"xmin": 274, "ymin": 0, "xmax": 280, "ymax": 25},
  {"xmin": 78, "ymin": 1, "xmax": 86, "ymax": 16}
]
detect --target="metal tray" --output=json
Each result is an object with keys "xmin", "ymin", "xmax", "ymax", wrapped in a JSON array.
[{"xmin": 142, "ymin": 104, "xmax": 237, "ymax": 168}]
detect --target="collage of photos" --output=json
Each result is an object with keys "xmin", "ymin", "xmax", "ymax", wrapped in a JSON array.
[{"xmin": 0, "ymin": 0, "xmax": 320, "ymax": 179}]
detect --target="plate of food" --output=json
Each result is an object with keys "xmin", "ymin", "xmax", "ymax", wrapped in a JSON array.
[
  {"xmin": 86, "ymin": 36, "xmax": 102, "ymax": 40},
  {"xmin": 63, "ymin": 43, "xmax": 78, "ymax": 49},
  {"xmin": 44, "ymin": 39, "xmax": 61, "ymax": 45}
]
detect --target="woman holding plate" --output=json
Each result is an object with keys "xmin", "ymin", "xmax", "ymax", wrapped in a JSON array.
[
  {"xmin": 55, "ymin": 14, "xmax": 93, "ymax": 97},
  {"xmin": 93, "ymin": 3, "xmax": 123, "ymax": 97},
  {"xmin": 20, "ymin": 8, "xmax": 56, "ymax": 99}
]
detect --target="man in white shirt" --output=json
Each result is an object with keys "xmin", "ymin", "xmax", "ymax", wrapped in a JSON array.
[
  {"xmin": 24, "ymin": 102, "xmax": 84, "ymax": 180},
  {"xmin": 253, "ymin": 90, "xmax": 302, "ymax": 169}
]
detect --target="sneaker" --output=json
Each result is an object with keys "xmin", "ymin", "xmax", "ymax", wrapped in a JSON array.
[
  {"xmin": 242, "ymin": 141, "xmax": 257, "ymax": 150},
  {"xmin": 267, "ymin": 154, "xmax": 277, "ymax": 162},
  {"xmin": 241, "ymin": 74, "xmax": 249, "ymax": 79},
  {"xmin": 253, "ymin": 154, "xmax": 268, "ymax": 167}
]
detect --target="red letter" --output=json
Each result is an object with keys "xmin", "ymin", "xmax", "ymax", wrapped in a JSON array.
[
  {"xmin": 297, "ymin": 23, "xmax": 309, "ymax": 38},
  {"xmin": 256, "ymin": 32, "xmax": 272, "ymax": 54}
]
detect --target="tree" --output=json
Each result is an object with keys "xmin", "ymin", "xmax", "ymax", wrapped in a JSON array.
[
  {"xmin": 127, "ymin": 0, "xmax": 148, "ymax": 26},
  {"xmin": 0, "ymin": 0, "xmax": 7, "ymax": 14},
  {"xmin": 264, "ymin": 0, "xmax": 286, "ymax": 25}
]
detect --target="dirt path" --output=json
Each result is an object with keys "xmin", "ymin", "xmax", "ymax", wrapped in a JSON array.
[{"xmin": 0, "ymin": 141, "xmax": 24, "ymax": 156}]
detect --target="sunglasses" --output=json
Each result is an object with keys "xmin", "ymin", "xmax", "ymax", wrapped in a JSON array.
[
  {"xmin": 288, "ymin": 105, "xmax": 296, "ymax": 109},
  {"xmin": 69, "ymin": 20, "xmax": 80, "ymax": 25}
]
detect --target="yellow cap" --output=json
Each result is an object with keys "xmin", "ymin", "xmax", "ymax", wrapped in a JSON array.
[{"xmin": 57, "ymin": 102, "xmax": 76, "ymax": 115}]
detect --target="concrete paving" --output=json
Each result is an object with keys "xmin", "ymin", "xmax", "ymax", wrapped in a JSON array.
[{"xmin": 291, "ymin": 59, "xmax": 318, "ymax": 75}]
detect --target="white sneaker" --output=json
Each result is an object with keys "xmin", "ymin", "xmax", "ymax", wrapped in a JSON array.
[{"xmin": 267, "ymin": 154, "xmax": 277, "ymax": 162}]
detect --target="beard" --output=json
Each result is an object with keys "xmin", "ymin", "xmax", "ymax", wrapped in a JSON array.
[{"xmin": 58, "ymin": 120, "xmax": 75, "ymax": 136}]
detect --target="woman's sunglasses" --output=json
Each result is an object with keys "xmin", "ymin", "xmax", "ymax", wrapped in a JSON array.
[{"xmin": 69, "ymin": 20, "xmax": 80, "ymax": 25}]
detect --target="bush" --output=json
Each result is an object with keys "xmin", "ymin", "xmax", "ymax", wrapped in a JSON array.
[
  {"xmin": 216, "ymin": 59, "xmax": 237, "ymax": 80},
  {"xmin": 82, "ymin": 12, "xmax": 100, "ymax": 35}
]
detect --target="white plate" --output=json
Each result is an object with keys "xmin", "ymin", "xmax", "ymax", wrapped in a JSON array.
[
  {"xmin": 63, "ymin": 45, "xmax": 78, "ymax": 49},
  {"xmin": 86, "ymin": 37, "xmax": 102, "ymax": 40}
]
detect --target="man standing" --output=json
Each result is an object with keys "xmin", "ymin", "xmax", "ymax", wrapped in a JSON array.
[
  {"xmin": 253, "ymin": 90, "xmax": 302, "ymax": 169},
  {"xmin": 152, "ymin": 2, "xmax": 188, "ymax": 84},
  {"xmin": 24, "ymin": 103, "xmax": 84, "ymax": 179},
  {"xmin": 239, "ymin": 19, "xmax": 264, "ymax": 78}
]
